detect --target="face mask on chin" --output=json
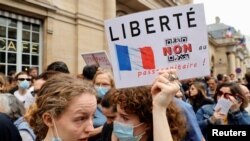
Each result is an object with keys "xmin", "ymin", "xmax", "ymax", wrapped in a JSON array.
[
  {"xmin": 51, "ymin": 117, "xmax": 62, "ymax": 141},
  {"xmin": 113, "ymin": 121, "xmax": 145, "ymax": 141}
]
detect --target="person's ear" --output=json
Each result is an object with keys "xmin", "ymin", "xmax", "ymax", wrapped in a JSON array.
[{"xmin": 42, "ymin": 112, "xmax": 53, "ymax": 127}]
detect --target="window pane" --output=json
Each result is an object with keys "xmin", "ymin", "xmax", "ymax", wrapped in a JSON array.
[
  {"xmin": 0, "ymin": 64, "xmax": 6, "ymax": 74},
  {"xmin": 22, "ymin": 30, "xmax": 30, "ymax": 41},
  {"xmin": 0, "ymin": 26, "xmax": 6, "ymax": 37},
  {"xmin": 32, "ymin": 32, "xmax": 39, "ymax": 43},
  {"xmin": 8, "ymin": 19, "xmax": 17, "ymax": 27},
  {"xmin": 7, "ymin": 52, "xmax": 16, "ymax": 63},
  {"xmin": 7, "ymin": 65, "xmax": 16, "ymax": 75},
  {"xmin": 32, "ymin": 55, "xmax": 38, "ymax": 65},
  {"xmin": 0, "ymin": 38, "xmax": 6, "ymax": 51},
  {"xmin": 0, "ymin": 52, "xmax": 5, "ymax": 63},
  {"xmin": 32, "ymin": 24, "xmax": 39, "ymax": 32},
  {"xmin": 22, "ymin": 66, "xmax": 29, "ymax": 72},
  {"xmin": 22, "ymin": 42, "xmax": 30, "ymax": 53},
  {"xmin": 0, "ymin": 17, "xmax": 6, "ymax": 26},
  {"xmin": 8, "ymin": 28, "xmax": 17, "ymax": 39},
  {"xmin": 7, "ymin": 40, "xmax": 17, "ymax": 52},
  {"xmin": 22, "ymin": 54, "xmax": 30, "ymax": 64},
  {"xmin": 23, "ymin": 22, "xmax": 31, "ymax": 30},
  {"xmin": 32, "ymin": 43, "xmax": 39, "ymax": 54}
]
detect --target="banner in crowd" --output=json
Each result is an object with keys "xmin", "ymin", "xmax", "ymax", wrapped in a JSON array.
[
  {"xmin": 105, "ymin": 3, "xmax": 210, "ymax": 88},
  {"xmin": 81, "ymin": 50, "xmax": 112, "ymax": 69}
]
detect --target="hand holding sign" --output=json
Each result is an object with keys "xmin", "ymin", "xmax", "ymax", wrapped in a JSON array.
[{"xmin": 151, "ymin": 69, "xmax": 179, "ymax": 109}]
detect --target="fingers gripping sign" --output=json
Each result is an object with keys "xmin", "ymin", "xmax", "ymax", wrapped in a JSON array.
[{"xmin": 151, "ymin": 69, "xmax": 180, "ymax": 109}]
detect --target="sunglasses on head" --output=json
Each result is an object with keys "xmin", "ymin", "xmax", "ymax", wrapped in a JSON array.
[
  {"xmin": 18, "ymin": 78, "xmax": 31, "ymax": 81},
  {"xmin": 217, "ymin": 90, "xmax": 244, "ymax": 102}
]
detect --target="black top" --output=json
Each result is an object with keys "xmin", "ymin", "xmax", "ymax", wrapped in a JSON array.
[
  {"xmin": 100, "ymin": 122, "xmax": 113, "ymax": 141},
  {"xmin": 0, "ymin": 112, "xmax": 22, "ymax": 141}
]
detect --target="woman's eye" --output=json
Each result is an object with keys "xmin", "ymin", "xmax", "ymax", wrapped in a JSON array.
[{"xmin": 75, "ymin": 117, "xmax": 87, "ymax": 123}]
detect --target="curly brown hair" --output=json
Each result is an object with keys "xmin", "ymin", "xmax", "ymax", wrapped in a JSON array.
[
  {"xmin": 116, "ymin": 86, "xmax": 187, "ymax": 141},
  {"xmin": 25, "ymin": 73, "xmax": 97, "ymax": 140}
]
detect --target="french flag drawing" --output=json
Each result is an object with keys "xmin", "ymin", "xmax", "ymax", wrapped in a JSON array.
[{"xmin": 115, "ymin": 44, "xmax": 155, "ymax": 71}]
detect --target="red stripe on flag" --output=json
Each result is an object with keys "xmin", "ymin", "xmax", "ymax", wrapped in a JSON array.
[{"xmin": 139, "ymin": 46, "xmax": 155, "ymax": 69}]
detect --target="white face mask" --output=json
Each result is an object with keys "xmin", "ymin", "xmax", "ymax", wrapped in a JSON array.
[{"xmin": 51, "ymin": 117, "xmax": 62, "ymax": 141}]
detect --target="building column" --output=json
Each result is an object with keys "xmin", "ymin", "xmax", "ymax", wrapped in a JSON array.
[
  {"xmin": 104, "ymin": 0, "xmax": 116, "ymax": 50},
  {"xmin": 240, "ymin": 61, "xmax": 245, "ymax": 78},
  {"xmin": 227, "ymin": 52, "xmax": 236, "ymax": 75},
  {"xmin": 236, "ymin": 57, "xmax": 241, "ymax": 69},
  {"xmin": 235, "ymin": 57, "xmax": 241, "ymax": 78},
  {"xmin": 242, "ymin": 61, "xmax": 246, "ymax": 78},
  {"xmin": 104, "ymin": 0, "xmax": 116, "ymax": 19}
]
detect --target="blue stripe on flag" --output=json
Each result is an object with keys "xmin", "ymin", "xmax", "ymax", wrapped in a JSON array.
[{"xmin": 115, "ymin": 44, "xmax": 132, "ymax": 71}]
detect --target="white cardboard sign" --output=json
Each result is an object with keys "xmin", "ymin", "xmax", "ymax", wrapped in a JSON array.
[
  {"xmin": 81, "ymin": 50, "xmax": 112, "ymax": 69},
  {"xmin": 104, "ymin": 3, "xmax": 210, "ymax": 88}
]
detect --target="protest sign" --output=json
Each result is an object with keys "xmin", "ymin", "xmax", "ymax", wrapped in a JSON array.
[
  {"xmin": 81, "ymin": 50, "xmax": 112, "ymax": 69},
  {"xmin": 105, "ymin": 3, "xmax": 210, "ymax": 88},
  {"xmin": 214, "ymin": 97, "xmax": 233, "ymax": 115}
]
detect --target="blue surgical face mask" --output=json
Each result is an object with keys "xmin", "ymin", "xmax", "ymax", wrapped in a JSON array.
[
  {"xmin": 95, "ymin": 86, "xmax": 109, "ymax": 99},
  {"xmin": 52, "ymin": 137, "xmax": 62, "ymax": 141},
  {"xmin": 113, "ymin": 121, "xmax": 145, "ymax": 141},
  {"xmin": 19, "ymin": 80, "xmax": 30, "ymax": 89},
  {"xmin": 52, "ymin": 117, "xmax": 62, "ymax": 141}
]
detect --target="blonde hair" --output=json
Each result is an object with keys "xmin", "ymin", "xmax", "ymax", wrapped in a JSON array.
[
  {"xmin": 26, "ymin": 73, "xmax": 97, "ymax": 140},
  {"xmin": 0, "ymin": 73, "xmax": 10, "ymax": 93},
  {"xmin": 93, "ymin": 68, "xmax": 114, "ymax": 88}
]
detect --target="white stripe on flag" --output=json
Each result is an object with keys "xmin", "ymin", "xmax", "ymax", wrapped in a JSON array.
[{"xmin": 128, "ymin": 48, "xmax": 142, "ymax": 70}]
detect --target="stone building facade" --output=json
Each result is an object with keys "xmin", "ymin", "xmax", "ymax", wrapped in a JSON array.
[
  {"xmin": 0, "ymin": 0, "xmax": 191, "ymax": 75},
  {"xmin": 208, "ymin": 17, "xmax": 249, "ymax": 79},
  {"xmin": 1, "ymin": 0, "xmax": 248, "ymax": 79}
]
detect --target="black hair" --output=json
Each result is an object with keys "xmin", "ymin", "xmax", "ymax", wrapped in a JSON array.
[
  {"xmin": 46, "ymin": 61, "xmax": 70, "ymax": 73},
  {"xmin": 82, "ymin": 65, "xmax": 98, "ymax": 80}
]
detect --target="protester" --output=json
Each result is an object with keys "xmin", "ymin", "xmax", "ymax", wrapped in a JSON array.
[
  {"xmin": 239, "ymin": 84, "xmax": 250, "ymax": 115},
  {"xmin": 196, "ymin": 82, "xmax": 250, "ymax": 140},
  {"xmin": 46, "ymin": 61, "xmax": 70, "ymax": 73},
  {"xmin": 99, "ymin": 88, "xmax": 118, "ymax": 141},
  {"xmin": 27, "ymin": 73, "xmax": 97, "ymax": 141},
  {"xmin": 244, "ymin": 71, "xmax": 250, "ymax": 90},
  {"xmin": 206, "ymin": 77, "xmax": 218, "ymax": 99},
  {"xmin": 186, "ymin": 81, "xmax": 214, "ymax": 113},
  {"xmin": 0, "ymin": 93, "xmax": 28, "ymax": 140},
  {"xmin": 0, "ymin": 93, "xmax": 25, "ymax": 122},
  {"xmin": 89, "ymin": 68, "xmax": 114, "ymax": 140},
  {"xmin": 82, "ymin": 65, "xmax": 98, "ymax": 81},
  {"xmin": 28, "ymin": 67, "xmax": 38, "ymax": 84},
  {"xmin": 216, "ymin": 74, "xmax": 224, "ymax": 84},
  {"xmin": 0, "ymin": 73, "xmax": 10, "ymax": 93},
  {"xmin": 15, "ymin": 71, "xmax": 60, "ymax": 141},
  {"xmin": 13, "ymin": 71, "xmax": 34, "ymax": 110},
  {"xmin": 32, "ymin": 70, "xmax": 60, "ymax": 97},
  {"xmin": 0, "ymin": 112, "xmax": 22, "ymax": 141},
  {"xmin": 111, "ymin": 70, "xmax": 186, "ymax": 141}
]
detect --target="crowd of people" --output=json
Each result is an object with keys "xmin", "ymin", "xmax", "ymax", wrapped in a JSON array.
[{"xmin": 1, "ymin": 61, "xmax": 250, "ymax": 141}]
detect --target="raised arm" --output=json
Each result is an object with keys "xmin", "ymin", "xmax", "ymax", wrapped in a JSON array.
[{"xmin": 151, "ymin": 69, "xmax": 180, "ymax": 141}]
